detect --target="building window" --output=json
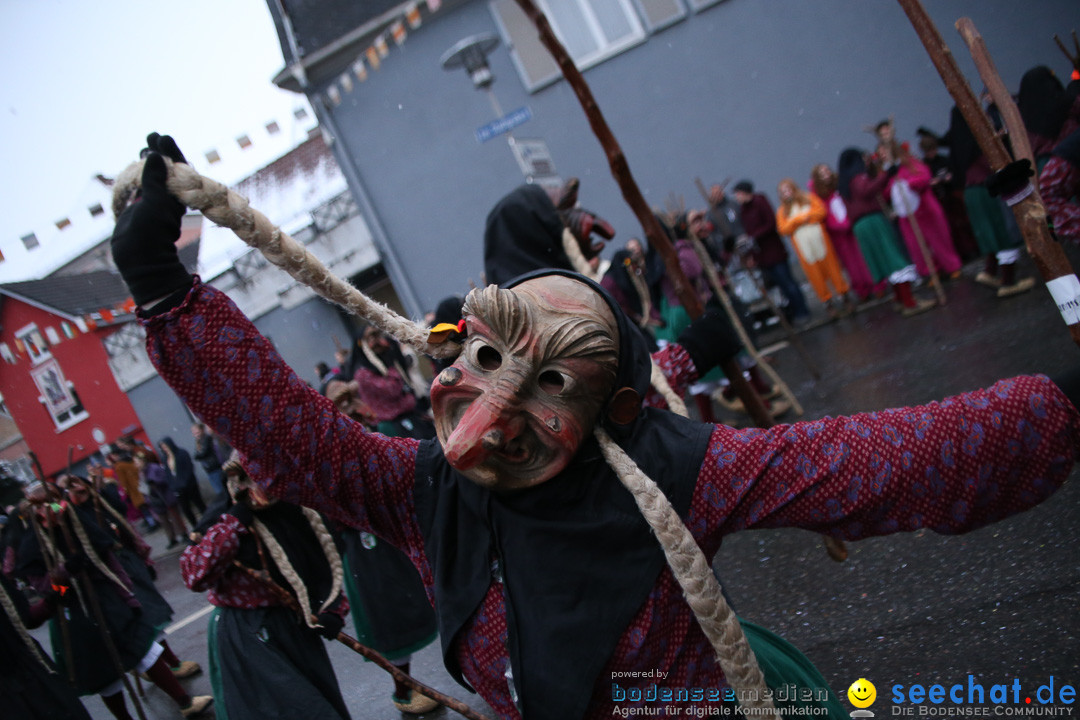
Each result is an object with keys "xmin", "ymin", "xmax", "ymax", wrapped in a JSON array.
[
  {"xmin": 15, "ymin": 324, "xmax": 50, "ymax": 365},
  {"xmin": 237, "ymin": 135, "xmax": 253, "ymax": 149},
  {"xmin": 205, "ymin": 149, "xmax": 222, "ymax": 164},
  {"xmin": 686, "ymin": 0, "xmax": 724, "ymax": 11},
  {"xmin": 30, "ymin": 358, "xmax": 89, "ymax": 431},
  {"xmin": 294, "ymin": 107, "xmax": 309, "ymax": 121},
  {"xmin": 88, "ymin": 203, "xmax": 105, "ymax": 217},
  {"xmin": 633, "ymin": 0, "xmax": 686, "ymax": 30},
  {"xmin": 491, "ymin": 0, "xmax": 647, "ymax": 91},
  {"xmin": 56, "ymin": 218, "xmax": 72, "ymax": 231},
  {"xmin": 21, "ymin": 233, "xmax": 39, "ymax": 250},
  {"xmin": 266, "ymin": 121, "xmax": 281, "ymax": 135}
]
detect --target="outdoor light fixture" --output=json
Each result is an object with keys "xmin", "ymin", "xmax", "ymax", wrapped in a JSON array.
[{"xmin": 440, "ymin": 33, "xmax": 501, "ymax": 89}]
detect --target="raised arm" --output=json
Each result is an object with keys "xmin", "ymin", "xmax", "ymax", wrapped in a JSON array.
[
  {"xmin": 689, "ymin": 374, "xmax": 1080, "ymax": 556},
  {"xmin": 110, "ymin": 134, "xmax": 424, "ymax": 553}
]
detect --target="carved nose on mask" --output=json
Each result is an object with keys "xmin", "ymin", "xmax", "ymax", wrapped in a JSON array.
[{"xmin": 443, "ymin": 396, "xmax": 524, "ymax": 472}]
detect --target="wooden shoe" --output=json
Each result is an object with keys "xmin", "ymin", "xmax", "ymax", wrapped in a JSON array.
[
  {"xmin": 172, "ymin": 660, "xmax": 202, "ymax": 679},
  {"xmin": 900, "ymin": 298, "xmax": 936, "ymax": 317},
  {"xmin": 392, "ymin": 691, "xmax": 441, "ymax": 713},
  {"xmin": 974, "ymin": 270, "xmax": 1001, "ymax": 288},
  {"xmin": 997, "ymin": 277, "xmax": 1035, "ymax": 298},
  {"xmin": 180, "ymin": 695, "xmax": 213, "ymax": 717},
  {"xmin": 822, "ymin": 536, "xmax": 849, "ymax": 562}
]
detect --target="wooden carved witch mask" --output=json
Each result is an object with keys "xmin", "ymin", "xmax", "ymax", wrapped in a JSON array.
[{"xmin": 430, "ymin": 275, "xmax": 619, "ymax": 492}]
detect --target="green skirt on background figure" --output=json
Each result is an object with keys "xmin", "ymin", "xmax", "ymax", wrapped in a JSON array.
[
  {"xmin": 964, "ymin": 185, "xmax": 1022, "ymax": 254},
  {"xmin": 852, "ymin": 213, "xmax": 912, "ymax": 282},
  {"xmin": 655, "ymin": 298, "xmax": 726, "ymax": 384},
  {"xmin": 741, "ymin": 618, "xmax": 849, "ymax": 718}
]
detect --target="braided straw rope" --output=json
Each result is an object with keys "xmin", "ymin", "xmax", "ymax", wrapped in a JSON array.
[
  {"xmin": 0, "ymin": 573, "xmax": 55, "ymax": 672},
  {"xmin": 252, "ymin": 508, "xmax": 345, "ymax": 628},
  {"xmin": 66, "ymin": 505, "xmax": 132, "ymax": 595},
  {"xmin": 94, "ymin": 487, "xmax": 143, "ymax": 550},
  {"xmin": 650, "ymin": 360, "xmax": 688, "ymax": 418},
  {"xmin": 594, "ymin": 427, "xmax": 776, "ymax": 714},
  {"xmin": 301, "ymin": 507, "xmax": 345, "ymax": 616},
  {"xmin": 112, "ymin": 159, "xmax": 458, "ymax": 361},
  {"xmin": 561, "ymin": 226, "xmax": 602, "ymax": 281}
]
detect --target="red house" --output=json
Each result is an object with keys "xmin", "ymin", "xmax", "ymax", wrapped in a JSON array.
[{"xmin": 0, "ymin": 270, "xmax": 145, "ymax": 478}]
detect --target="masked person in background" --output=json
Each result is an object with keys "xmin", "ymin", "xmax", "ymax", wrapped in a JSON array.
[{"xmin": 180, "ymin": 455, "xmax": 354, "ymax": 720}]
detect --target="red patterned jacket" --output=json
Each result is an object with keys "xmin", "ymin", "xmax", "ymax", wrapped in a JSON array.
[{"xmin": 146, "ymin": 279, "xmax": 1079, "ymax": 719}]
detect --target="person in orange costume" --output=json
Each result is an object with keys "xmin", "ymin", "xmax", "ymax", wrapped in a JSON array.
[{"xmin": 775, "ymin": 178, "xmax": 855, "ymax": 319}]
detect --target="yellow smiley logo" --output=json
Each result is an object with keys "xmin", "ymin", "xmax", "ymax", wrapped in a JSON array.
[{"xmin": 848, "ymin": 678, "xmax": 877, "ymax": 708}]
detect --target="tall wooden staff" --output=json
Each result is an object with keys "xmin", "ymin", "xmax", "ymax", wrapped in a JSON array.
[
  {"xmin": 511, "ymin": 0, "xmax": 774, "ymax": 427},
  {"xmin": 896, "ymin": 0, "xmax": 1080, "ymax": 348}
]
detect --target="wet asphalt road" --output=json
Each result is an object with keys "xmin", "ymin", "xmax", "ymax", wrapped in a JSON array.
[{"xmin": 33, "ymin": 248, "xmax": 1080, "ymax": 719}]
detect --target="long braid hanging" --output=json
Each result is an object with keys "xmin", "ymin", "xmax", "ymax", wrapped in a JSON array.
[
  {"xmin": 650, "ymin": 360, "xmax": 688, "ymax": 418},
  {"xmin": 594, "ymin": 427, "xmax": 776, "ymax": 715},
  {"xmin": 252, "ymin": 518, "xmax": 317, "ymax": 628},
  {"xmin": 0, "ymin": 578, "xmax": 55, "ymax": 673},
  {"xmin": 560, "ymin": 227, "xmax": 602, "ymax": 281},
  {"xmin": 301, "ymin": 507, "xmax": 345, "ymax": 615},
  {"xmin": 64, "ymin": 504, "xmax": 132, "ymax": 595},
  {"xmin": 115, "ymin": 159, "xmax": 767, "ymax": 706},
  {"xmin": 252, "ymin": 510, "xmax": 345, "ymax": 627},
  {"xmin": 94, "ymin": 489, "xmax": 144, "ymax": 550}
]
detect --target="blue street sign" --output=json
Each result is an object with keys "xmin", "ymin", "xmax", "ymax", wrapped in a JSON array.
[{"xmin": 476, "ymin": 106, "xmax": 532, "ymax": 143}]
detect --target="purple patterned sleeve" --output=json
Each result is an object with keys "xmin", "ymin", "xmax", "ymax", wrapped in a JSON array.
[
  {"xmin": 688, "ymin": 375, "xmax": 1080, "ymax": 555},
  {"xmin": 141, "ymin": 279, "xmax": 428, "ymax": 567}
]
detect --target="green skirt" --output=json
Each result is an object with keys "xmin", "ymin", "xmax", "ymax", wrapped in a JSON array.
[
  {"xmin": 656, "ymin": 298, "xmax": 725, "ymax": 384},
  {"xmin": 741, "ymin": 618, "xmax": 849, "ymax": 719},
  {"xmin": 964, "ymin": 186, "xmax": 1021, "ymax": 254},
  {"xmin": 852, "ymin": 214, "xmax": 911, "ymax": 281}
]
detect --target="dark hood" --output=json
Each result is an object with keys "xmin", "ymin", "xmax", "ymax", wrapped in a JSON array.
[{"xmin": 483, "ymin": 184, "xmax": 569, "ymax": 287}]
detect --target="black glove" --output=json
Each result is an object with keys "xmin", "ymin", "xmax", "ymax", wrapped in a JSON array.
[
  {"xmin": 559, "ymin": 206, "xmax": 615, "ymax": 260},
  {"xmin": 110, "ymin": 133, "xmax": 194, "ymax": 308},
  {"xmin": 985, "ymin": 159, "xmax": 1034, "ymax": 199},
  {"xmin": 677, "ymin": 307, "xmax": 743, "ymax": 376},
  {"xmin": 316, "ymin": 611, "xmax": 344, "ymax": 639},
  {"xmin": 885, "ymin": 163, "xmax": 901, "ymax": 178},
  {"xmin": 227, "ymin": 502, "xmax": 254, "ymax": 528}
]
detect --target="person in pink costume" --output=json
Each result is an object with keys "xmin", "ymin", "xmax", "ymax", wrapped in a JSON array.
[
  {"xmin": 880, "ymin": 142, "xmax": 963, "ymax": 280},
  {"xmin": 809, "ymin": 163, "xmax": 885, "ymax": 302}
]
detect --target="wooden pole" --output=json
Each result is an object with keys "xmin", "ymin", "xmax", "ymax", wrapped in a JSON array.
[
  {"xmin": 895, "ymin": 0, "xmax": 1080, "ymax": 348},
  {"xmin": 694, "ymin": 177, "xmax": 822, "ymax": 379},
  {"xmin": 512, "ymin": 0, "xmax": 773, "ymax": 427},
  {"xmin": 688, "ymin": 235, "xmax": 805, "ymax": 417}
]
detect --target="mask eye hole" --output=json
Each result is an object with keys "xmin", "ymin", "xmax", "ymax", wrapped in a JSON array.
[
  {"xmin": 476, "ymin": 344, "xmax": 502, "ymax": 371},
  {"xmin": 538, "ymin": 370, "xmax": 565, "ymax": 395}
]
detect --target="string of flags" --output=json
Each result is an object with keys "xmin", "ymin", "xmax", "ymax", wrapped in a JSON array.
[
  {"xmin": 0, "ymin": 297, "xmax": 137, "ymax": 365},
  {"xmin": 325, "ymin": 0, "xmax": 441, "ymax": 107}
]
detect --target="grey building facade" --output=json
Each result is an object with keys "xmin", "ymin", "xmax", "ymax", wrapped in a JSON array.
[{"xmin": 267, "ymin": 0, "xmax": 1078, "ymax": 319}]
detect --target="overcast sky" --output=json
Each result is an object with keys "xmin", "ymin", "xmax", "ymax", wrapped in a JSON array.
[{"xmin": 0, "ymin": 0, "xmax": 304, "ymax": 251}]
